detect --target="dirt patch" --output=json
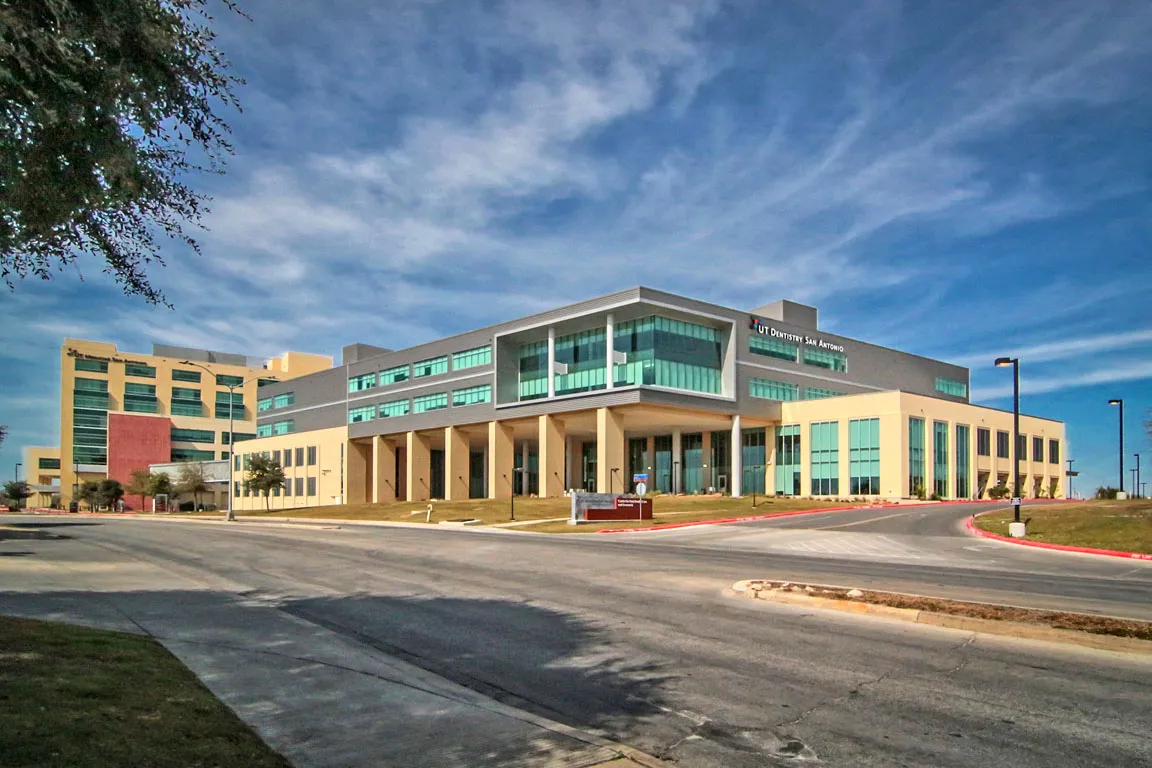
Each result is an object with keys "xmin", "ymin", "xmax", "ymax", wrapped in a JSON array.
[{"xmin": 740, "ymin": 580, "xmax": 1152, "ymax": 641}]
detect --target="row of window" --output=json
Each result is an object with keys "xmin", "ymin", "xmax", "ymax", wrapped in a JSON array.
[
  {"xmin": 72, "ymin": 377, "xmax": 253, "ymax": 419},
  {"xmin": 74, "ymin": 357, "xmax": 257, "ymax": 388},
  {"xmin": 748, "ymin": 377, "xmax": 846, "ymax": 402},
  {"xmin": 235, "ymin": 476, "xmax": 316, "ymax": 498},
  {"xmin": 975, "ymin": 427, "xmax": 1060, "ymax": 463},
  {"xmin": 256, "ymin": 420, "xmax": 296, "ymax": 437},
  {"xmin": 348, "ymin": 345, "xmax": 492, "ymax": 394},
  {"xmin": 748, "ymin": 337, "xmax": 848, "ymax": 372},
  {"xmin": 234, "ymin": 446, "xmax": 317, "ymax": 472},
  {"xmin": 257, "ymin": 392, "xmax": 296, "ymax": 412},
  {"xmin": 774, "ymin": 418, "xmax": 880, "ymax": 495},
  {"xmin": 935, "ymin": 377, "xmax": 968, "ymax": 398},
  {"xmin": 347, "ymin": 384, "xmax": 492, "ymax": 424}
]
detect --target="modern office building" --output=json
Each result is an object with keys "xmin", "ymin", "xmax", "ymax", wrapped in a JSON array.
[
  {"xmin": 52, "ymin": 339, "xmax": 332, "ymax": 508},
  {"xmin": 22, "ymin": 446, "xmax": 61, "ymax": 508},
  {"xmin": 229, "ymin": 287, "xmax": 1065, "ymax": 511}
]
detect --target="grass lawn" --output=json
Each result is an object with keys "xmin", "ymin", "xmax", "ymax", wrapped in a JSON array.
[
  {"xmin": 974, "ymin": 499, "xmax": 1152, "ymax": 554},
  {"xmin": 216, "ymin": 494, "xmax": 855, "ymax": 531},
  {"xmin": 0, "ymin": 615, "xmax": 290, "ymax": 768}
]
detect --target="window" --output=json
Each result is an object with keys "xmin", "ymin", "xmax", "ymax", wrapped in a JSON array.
[
  {"xmin": 379, "ymin": 365, "xmax": 409, "ymax": 385},
  {"xmin": 272, "ymin": 450, "xmax": 281, "ymax": 464},
  {"xmin": 306, "ymin": 446, "xmax": 317, "ymax": 466},
  {"xmin": 1017, "ymin": 434, "xmax": 1028, "ymax": 461},
  {"xmin": 749, "ymin": 377, "xmax": 798, "ymax": 401},
  {"xmin": 749, "ymin": 334, "xmax": 798, "ymax": 362},
  {"xmin": 283, "ymin": 478, "xmax": 292, "ymax": 497},
  {"xmin": 1033, "ymin": 437, "xmax": 1044, "ymax": 464},
  {"xmin": 125, "ymin": 362, "xmax": 156, "ymax": 378},
  {"xmin": 73, "ymin": 378, "xmax": 110, "ymax": 409},
  {"xmin": 613, "ymin": 316, "xmax": 723, "ymax": 395},
  {"xmin": 273, "ymin": 482, "xmax": 281, "ymax": 497},
  {"xmin": 413, "ymin": 392, "xmax": 448, "ymax": 413},
  {"xmin": 956, "ymin": 425, "xmax": 971, "ymax": 499},
  {"xmin": 295, "ymin": 447, "xmax": 305, "ymax": 466},
  {"xmin": 306, "ymin": 477, "xmax": 317, "ymax": 496},
  {"xmin": 774, "ymin": 425, "xmax": 801, "ymax": 496},
  {"xmin": 935, "ymin": 377, "xmax": 968, "ymax": 398},
  {"xmin": 39, "ymin": 458, "xmax": 61, "ymax": 470},
  {"xmin": 413, "ymin": 356, "xmax": 448, "ymax": 378},
  {"xmin": 73, "ymin": 446, "xmax": 107, "ymax": 465},
  {"xmin": 172, "ymin": 369, "xmax": 201, "ymax": 383},
  {"xmin": 803, "ymin": 348, "xmax": 847, "ymax": 372},
  {"xmin": 171, "ymin": 427, "xmax": 214, "ymax": 443},
  {"xmin": 933, "ymin": 421, "xmax": 949, "ymax": 498},
  {"xmin": 295, "ymin": 478, "xmax": 304, "ymax": 496},
  {"xmin": 380, "ymin": 399, "xmax": 410, "ymax": 418},
  {"xmin": 171, "ymin": 387, "xmax": 203, "ymax": 417},
  {"xmin": 977, "ymin": 428, "xmax": 991, "ymax": 457},
  {"xmin": 349, "ymin": 372, "xmax": 376, "ymax": 393},
  {"xmin": 234, "ymin": 481, "xmax": 240, "ymax": 498},
  {"xmin": 349, "ymin": 405, "xmax": 376, "ymax": 423},
  {"xmin": 233, "ymin": 454, "xmax": 241, "ymax": 471},
  {"xmin": 75, "ymin": 359, "xmax": 108, "ymax": 373},
  {"xmin": 216, "ymin": 374, "xmax": 244, "ymax": 387},
  {"xmin": 221, "ymin": 452, "xmax": 230, "ymax": 460},
  {"xmin": 909, "ymin": 417, "xmax": 925, "ymax": 496},
  {"xmin": 283, "ymin": 448, "xmax": 293, "ymax": 467},
  {"xmin": 123, "ymin": 382, "xmax": 158, "ymax": 413},
  {"xmin": 452, "ymin": 345, "xmax": 491, "ymax": 370},
  {"xmin": 215, "ymin": 391, "xmax": 245, "ymax": 420},
  {"xmin": 848, "ymin": 418, "xmax": 881, "ymax": 495},
  {"xmin": 273, "ymin": 392, "xmax": 294, "ymax": 409},
  {"xmin": 518, "ymin": 342, "xmax": 549, "ymax": 401},
  {"xmin": 555, "ymin": 327, "xmax": 609, "ymax": 396},
  {"xmin": 257, "ymin": 424, "xmax": 272, "ymax": 437},
  {"xmin": 804, "ymin": 387, "xmax": 844, "ymax": 400},
  {"xmin": 273, "ymin": 420, "xmax": 294, "ymax": 435},
  {"xmin": 996, "ymin": 431, "xmax": 1010, "ymax": 459},
  {"xmin": 809, "ymin": 421, "xmax": 840, "ymax": 495},
  {"xmin": 171, "ymin": 448, "xmax": 214, "ymax": 462},
  {"xmin": 741, "ymin": 428, "xmax": 767, "ymax": 495},
  {"xmin": 221, "ymin": 432, "xmax": 256, "ymax": 445},
  {"xmin": 257, "ymin": 397, "xmax": 272, "ymax": 412},
  {"xmin": 258, "ymin": 378, "xmax": 278, "ymax": 388},
  {"xmin": 1049, "ymin": 439, "xmax": 1060, "ymax": 465},
  {"xmin": 452, "ymin": 384, "xmax": 491, "ymax": 407}
]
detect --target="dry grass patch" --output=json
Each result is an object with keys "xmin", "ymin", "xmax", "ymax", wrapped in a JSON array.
[{"xmin": 974, "ymin": 499, "xmax": 1152, "ymax": 554}]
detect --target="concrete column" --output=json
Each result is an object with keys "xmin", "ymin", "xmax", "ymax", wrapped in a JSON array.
[
  {"xmin": 596, "ymin": 407, "xmax": 624, "ymax": 493},
  {"xmin": 520, "ymin": 440, "xmax": 529, "ymax": 495},
  {"xmin": 547, "ymin": 327, "xmax": 556, "ymax": 399},
  {"xmin": 488, "ymin": 420, "xmax": 514, "ymax": 500},
  {"xmin": 566, "ymin": 435, "xmax": 581, "ymax": 492},
  {"xmin": 605, "ymin": 313, "xmax": 615, "ymax": 390},
  {"xmin": 406, "ymin": 431, "xmax": 431, "ymax": 502},
  {"xmin": 731, "ymin": 415, "xmax": 742, "ymax": 498},
  {"xmin": 346, "ymin": 441, "xmax": 370, "ymax": 504},
  {"xmin": 372, "ymin": 435, "xmax": 396, "ymax": 503},
  {"xmin": 538, "ymin": 414, "xmax": 565, "ymax": 498},
  {"xmin": 444, "ymin": 426, "xmax": 469, "ymax": 501},
  {"xmin": 701, "ymin": 430, "xmax": 712, "ymax": 491},
  {"xmin": 645, "ymin": 436, "xmax": 655, "ymax": 475},
  {"xmin": 671, "ymin": 429, "xmax": 682, "ymax": 494}
]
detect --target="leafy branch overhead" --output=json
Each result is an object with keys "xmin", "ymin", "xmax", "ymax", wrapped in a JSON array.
[{"xmin": 0, "ymin": 0, "xmax": 246, "ymax": 304}]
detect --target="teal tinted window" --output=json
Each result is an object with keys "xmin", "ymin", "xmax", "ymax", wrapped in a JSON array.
[
  {"xmin": 39, "ymin": 457, "xmax": 61, "ymax": 470},
  {"xmin": 74, "ymin": 378, "xmax": 110, "ymax": 409},
  {"xmin": 413, "ymin": 356, "xmax": 448, "ymax": 378},
  {"xmin": 614, "ymin": 316, "xmax": 722, "ymax": 394},
  {"xmin": 172, "ymin": 369, "xmax": 201, "ymax": 383},
  {"xmin": 349, "ymin": 405, "xmax": 376, "ymax": 423},
  {"xmin": 216, "ymin": 374, "xmax": 244, "ymax": 387},
  {"xmin": 273, "ymin": 392, "xmax": 294, "ymax": 409},
  {"xmin": 349, "ymin": 372, "xmax": 376, "ymax": 393},
  {"xmin": 1049, "ymin": 439, "xmax": 1059, "ymax": 464},
  {"xmin": 257, "ymin": 397, "xmax": 273, "ymax": 412},
  {"xmin": 171, "ymin": 428, "xmax": 214, "ymax": 443},
  {"xmin": 75, "ymin": 358, "xmax": 108, "ymax": 373},
  {"xmin": 215, "ymin": 391, "xmax": 245, "ymax": 420},
  {"xmin": 741, "ymin": 428, "xmax": 766, "ymax": 494},
  {"xmin": 749, "ymin": 377, "xmax": 798, "ymax": 401},
  {"xmin": 803, "ymin": 347, "xmax": 847, "ymax": 372},
  {"xmin": 518, "ymin": 341, "xmax": 548, "ymax": 401},
  {"xmin": 909, "ymin": 417, "xmax": 925, "ymax": 496},
  {"xmin": 171, "ymin": 386, "xmax": 199, "ymax": 400},
  {"xmin": 848, "ymin": 418, "xmax": 880, "ymax": 495},
  {"xmin": 272, "ymin": 420, "xmax": 294, "ymax": 435},
  {"xmin": 935, "ymin": 377, "xmax": 968, "ymax": 398},
  {"xmin": 452, "ymin": 345, "xmax": 491, "ymax": 370},
  {"xmin": 933, "ymin": 421, "xmax": 949, "ymax": 497},
  {"xmin": 125, "ymin": 363, "xmax": 156, "ymax": 378},
  {"xmin": 413, "ymin": 393, "xmax": 448, "ymax": 413},
  {"xmin": 75, "ymin": 377, "xmax": 108, "ymax": 392},
  {"xmin": 956, "ymin": 425, "xmax": 970, "ymax": 499},
  {"xmin": 380, "ymin": 399, "xmax": 410, "ymax": 417},
  {"xmin": 258, "ymin": 378, "xmax": 278, "ymax": 388},
  {"xmin": 555, "ymin": 327, "xmax": 606, "ymax": 396},
  {"xmin": 73, "ymin": 409, "xmax": 107, "ymax": 429},
  {"xmin": 222, "ymin": 432, "xmax": 256, "ymax": 445},
  {"xmin": 171, "ymin": 448, "xmax": 214, "ymax": 462},
  {"xmin": 749, "ymin": 335, "xmax": 797, "ymax": 362},
  {"xmin": 171, "ymin": 402, "xmax": 203, "ymax": 417},
  {"xmin": 73, "ymin": 446, "xmax": 107, "ymax": 464},
  {"xmin": 774, "ymin": 425, "xmax": 801, "ymax": 496},
  {"xmin": 810, "ymin": 421, "xmax": 840, "ymax": 495},
  {"xmin": 805, "ymin": 387, "xmax": 844, "ymax": 400},
  {"xmin": 123, "ymin": 382, "xmax": 158, "ymax": 413},
  {"xmin": 453, "ymin": 384, "xmax": 491, "ymax": 406},
  {"xmin": 380, "ymin": 365, "xmax": 409, "ymax": 385},
  {"xmin": 257, "ymin": 424, "xmax": 272, "ymax": 437}
]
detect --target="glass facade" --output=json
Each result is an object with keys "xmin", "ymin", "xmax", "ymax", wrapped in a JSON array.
[
  {"xmin": 518, "ymin": 341, "xmax": 548, "ymax": 401},
  {"xmin": 710, "ymin": 430, "xmax": 731, "ymax": 492},
  {"xmin": 681, "ymin": 433, "xmax": 703, "ymax": 493},
  {"xmin": 257, "ymin": 424, "xmax": 272, "ymax": 437},
  {"xmin": 452, "ymin": 384, "xmax": 491, "ymax": 406},
  {"xmin": 956, "ymin": 425, "xmax": 971, "ymax": 499},
  {"xmin": 349, "ymin": 372, "xmax": 376, "ymax": 393},
  {"xmin": 741, "ymin": 428, "xmax": 766, "ymax": 495},
  {"xmin": 810, "ymin": 421, "xmax": 839, "ymax": 495},
  {"xmin": 349, "ymin": 405, "xmax": 376, "ymax": 423},
  {"xmin": 273, "ymin": 392, "xmax": 294, "ymax": 409},
  {"xmin": 272, "ymin": 420, "xmax": 294, "ymax": 435},
  {"xmin": 805, "ymin": 387, "xmax": 844, "ymax": 400},
  {"xmin": 654, "ymin": 435, "xmax": 672, "ymax": 493},
  {"xmin": 380, "ymin": 365, "xmax": 409, "ymax": 385},
  {"xmin": 848, "ymin": 418, "xmax": 880, "ymax": 495},
  {"xmin": 171, "ymin": 427, "xmax": 214, "ymax": 443},
  {"xmin": 215, "ymin": 391, "xmax": 245, "ymax": 420},
  {"xmin": 123, "ymin": 382, "xmax": 158, "ymax": 413},
  {"xmin": 749, "ymin": 335, "xmax": 798, "ymax": 362},
  {"xmin": 1049, "ymin": 439, "xmax": 1059, "ymax": 464},
  {"xmin": 125, "ymin": 363, "xmax": 156, "ymax": 378},
  {"xmin": 172, "ymin": 369, "xmax": 201, "ymax": 383},
  {"xmin": 413, "ymin": 392, "xmax": 448, "ymax": 413},
  {"xmin": 39, "ymin": 457, "xmax": 61, "ymax": 470},
  {"xmin": 935, "ymin": 377, "xmax": 968, "ymax": 397},
  {"xmin": 749, "ymin": 377, "xmax": 799, "ymax": 401},
  {"xmin": 73, "ymin": 377, "xmax": 110, "ymax": 409},
  {"xmin": 75, "ymin": 358, "xmax": 108, "ymax": 373},
  {"xmin": 775, "ymin": 425, "xmax": 801, "ymax": 496},
  {"xmin": 171, "ymin": 448, "xmax": 214, "ymax": 462},
  {"xmin": 555, "ymin": 327, "xmax": 606, "ymax": 396},
  {"xmin": 614, "ymin": 316, "xmax": 722, "ymax": 394},
  {"xmin": 73, "ymin": 408, "xmax": 108, "ymax": 465},
  {"xmin": 216, "ymin": 374, "xmax": 244, "ymax": 387},
  {"xmin": 380, "ymin": 399, "xmax": 410, "ymax": 417},
  {"xmin": 413, "ymin": 356, "xmax": 448, "ymax": 378},
  {"xmin": 452, "ymin": 345, "xmax": 491, "ymax": 370},
  {"xmin": 908, "ymin": 417, "xmax": 925, "ymax": 497},
  {"xmin": 933, "ymin": 421, "xmax": 948, "ymax": 497},
  {"xmin": 977, "ymin": 428, "xmax": 991, "ymax": 457},
  {"xmin": 258, "ymin": 397, "xmax": 272, "ymax": 412},
  {"xmin": 803, "ymin": 348, "xmax": 847, "ymax": 372}
]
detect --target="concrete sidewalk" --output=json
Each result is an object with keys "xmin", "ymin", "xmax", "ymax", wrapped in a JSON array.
[{"xmin": 0, "ymin": 536, "xmax": 661, "ymax": 768}]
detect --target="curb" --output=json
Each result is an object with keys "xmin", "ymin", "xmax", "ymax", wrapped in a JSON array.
[
  {"xmin": 965, "ymin": 514, "xmax": 1152, "ymax": 561},
  {"xmin": 734, "ymin": 582, "xmax": 1152, "ymax": 656}
]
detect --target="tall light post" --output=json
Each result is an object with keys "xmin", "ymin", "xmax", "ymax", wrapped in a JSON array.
[
  {"xmin": 994, "ymin": 357, "xmax": 1022, "ymax": 523},
  {"xmin": 1107, "ymin": 399, "xmax": 1123, "ymax": 495},
  {"xmin": 14, "ymin": 462, "xmax": 21, "ymax": 482},
  {"xmin": 1134, "ymin": 453, "xmax": 1141, "ymax": 499},
  {"xmin": 1066, "ymin": 458, "xmax": 1076, "ymax": 500}
]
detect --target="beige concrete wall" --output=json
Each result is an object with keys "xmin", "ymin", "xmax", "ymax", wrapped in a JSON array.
[
  {"xmin": 596, "ymin": 407, "xmax": 625, "ymax": 493},
  {"xmin": 231, "ymin": 426, "xmax": 349, "ymax": 511},
  {"xmin": 444, "ymin": 426, "xmax": 470, "ymax": 501},
  {"xmin": 488, "ymin": 421, "xmax": 514, "ymax": 499},
  {"xmin": 538, "ymin": 415, "xmax": 565, "ymax": 497},
  {"xmin": 372, "ymin": 436, "xmax": 397, "ymax": 503}
]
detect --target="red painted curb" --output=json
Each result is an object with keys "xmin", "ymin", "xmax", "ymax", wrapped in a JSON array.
[{"xmin": 965, "ymin": 515, "xmax": 1152, "ymax": 561}]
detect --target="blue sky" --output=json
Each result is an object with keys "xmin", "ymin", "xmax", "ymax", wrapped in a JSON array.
[{"xmin": 2, "ymin": 0, "xmax": 1150, "ymax": 496}]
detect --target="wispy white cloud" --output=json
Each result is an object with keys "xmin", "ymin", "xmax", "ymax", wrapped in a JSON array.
[
  {"xmin": 954, "ymin": 329, "xmax": 1152, "ymax": 369},
  {"xmin": 972, "ymin": 360, "xmax": 1152, "ymax": 400}
]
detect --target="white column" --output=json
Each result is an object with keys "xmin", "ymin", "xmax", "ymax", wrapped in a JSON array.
[
  {"xmin": 547, "ymin": 326, "xmax": 556, "ymax": 399},
  {"xmin": 521, "ymin": 440, "xmax": 529, "ymax": 496},
  {"xmin": 672, "ymin": 429, "xmax": 682, "ymax": 494},
  {"xmin": 731, "ymin": 415, "xmax": 742, "ymax": 498},
  {"xmin": 605, "ymin": 313, "xmax": 615, "ymax": 390}
]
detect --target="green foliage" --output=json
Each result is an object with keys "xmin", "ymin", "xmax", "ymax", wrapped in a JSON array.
[
  {"xmin": 148, "ymin": 471, "xmax": 175, "ymax": 501},
  {"xmin": 97, "ymin": 478, "xmax": 124, "ymax": 509},
  {"xmin": 245, "ymin": 453, "xmax": 284, "ymax": 511},
  {"xmin": 76, "ymin": 480, "xmax": 101, "ymax": 510},
  {"xmin": 929, "ymin": 492, "xmax": 943, "ymax": 501},
  {"xmin": 1048, "ymin": 478, "xmax": 1059, "ymax": 499},
  {"xmin": 176, "ymin": 462, "xmax": 209, "ymax": 509},
  {"xmin": 2, "ymin": 480, "xmax": 32, "ymax": 508},
  {"xmin": 0, "ymin": 0, "xmax": 246, "ymax": 303},
  {"xmin": 988, "ymin": 483, "xmax": 1011, "ymax": 500},
  {"xmin": 1095, "ymin": 486, "xmax": 1120, "ymax": 500},
  {"xmin": 0, "ymin": 424, "xmax": 7, "ymax": 446},
  {"xmin": 911, "ymin": 482, "xmax": 926, "ymax": 501},
  {"xmin": 124, "ymin": 468, "xmax": 152, "ymax": 510}
]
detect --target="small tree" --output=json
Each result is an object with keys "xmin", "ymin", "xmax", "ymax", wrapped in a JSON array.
[
  {"xmin": 77, "ymin": 480, "xmax": 102, "ymax": 511},
  {"xmin": 1095, "ymin": 486, "xmax": 1120, "ymax": 500},
  {"xmin": 125, "ymin": 469, "xmax": 153, "ymax": 512},
  {"xmin": 176, "ymin": 463, "xmax": 210, "ymax": 511},
  {"xmin": 0, "ymin": 425, "xmax": 7, "ymax": 446},
  {"xmin": 988, "ymin": 483, "xmax": 1011, "ymax": 500},
  {"xmin": 2, "ymin": 480, "xmax": 32, "ymax": 510},
  {"xmin": 246, "ymin": 454, "xmax": 285, "ymax": 512},
  {"xmin": 96, "ymin": 479, "xmax": 124, "ymax": 511},
  {"xmin": 148, "ymin": 472, "xmax": 175, "ymax": 511}
]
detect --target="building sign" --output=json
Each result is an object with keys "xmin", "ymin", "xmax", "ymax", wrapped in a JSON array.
[
  {"xmin": 749, "ymin": 317, "xmax": 845, "ymax": 353},
  {"xmin": 570, "ymin": 492, "xmax": 654, "ymax": 524},
  {"xmin": 66, "ymin": 348, "xmax": 150, "ymax": 366}
]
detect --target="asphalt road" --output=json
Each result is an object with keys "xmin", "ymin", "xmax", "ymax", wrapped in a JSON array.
[{"xmin": 2, "ymin": 504, "xmax": 1150, "ymax": 767}]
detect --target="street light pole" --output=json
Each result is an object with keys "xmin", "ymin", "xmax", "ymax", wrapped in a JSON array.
[
  {"xmin": 14, "ymin": 462, "xmax": 21, "ymax": 482},
  {"xmin": 1135, "ymin": 453, "xmax": 1141, "ymax": 499},
  {"xmin": 1108, "ymin": 399, "xmax": 1124, "ymax": 495},
  {"xmin": 995, "ymin": 357, "xmax": 1021, "ymax": 523},
  {"xmin": 1066, "ymin": 458, "xmax": 1075, "ymax": 500}
]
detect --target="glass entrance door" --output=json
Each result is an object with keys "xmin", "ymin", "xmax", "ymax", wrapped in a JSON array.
[
  {"xmin": 775, "ymin": 425, "xmax": 801, "ymax": 496},
  {"xmin": 654, "ymin": 435, "xmax": 672, "ymax": 493},
  {"xmin": 682, "ymin": 433, "xmax": 703, "ymax": 493},
  {"xmin": 581, "ymin": 441, "xmax": 597, "ymax": 492}
]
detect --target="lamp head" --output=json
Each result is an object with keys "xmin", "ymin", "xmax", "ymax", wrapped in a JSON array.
[
  {"xmin": 994, "ymin": 357, "xmax": 1015, "ymax": 367},
  {"xmin": 1108, "ymin": 399, "xmax": 1122, "ymax": 406}
]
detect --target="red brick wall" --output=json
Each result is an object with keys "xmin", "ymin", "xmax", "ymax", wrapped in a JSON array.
[{"xmin": 107, "ymin": 413, "xmax": 171, "ymax": 510}]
